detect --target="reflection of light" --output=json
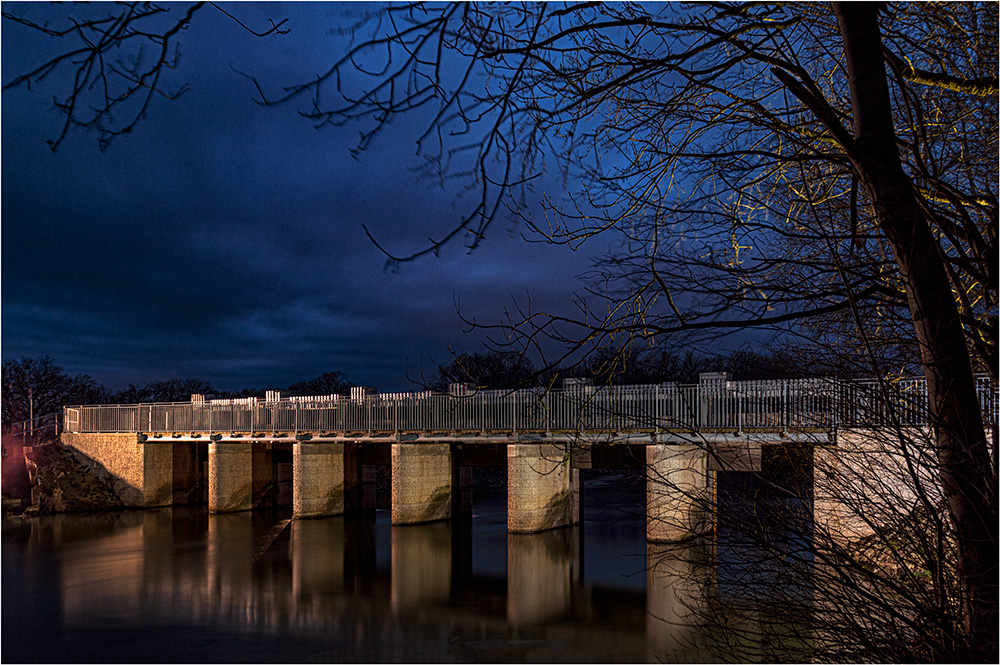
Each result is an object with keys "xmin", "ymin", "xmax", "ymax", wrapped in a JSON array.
[
  {"xmin": 58, "ymin": 521, "xmax": 145, "ymax": 624},
  {"xmin": 41, "ymin": 502, "xmax": 663, "ymax": 658}
]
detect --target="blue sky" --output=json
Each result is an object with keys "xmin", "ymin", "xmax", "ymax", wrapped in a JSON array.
[{"xmin": 1, "ymin": 2, "xmax": 598, "ymax": 392}]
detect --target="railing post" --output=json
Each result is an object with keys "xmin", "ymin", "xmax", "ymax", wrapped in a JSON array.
[
  {"xmin": 782, "ymin": 380, "xmax": 788, "ymax": 430},
  {"xmin": 655, "ymin": 384, "xmax": 660, "ymax": 434},
  {"xmin": 738, "ymin": 386, "xmax": 743, "ymax": 433},
  {"xmin": 545, "ymin": 390, "xmax": 551, "ymax": 433},
  {"xmin": 513, "ymin": 391, "xmax": 518, "ymax": 437},
  {"xmin": 697, "ymin": 382, "xmax": 703, "ymax": 429}
]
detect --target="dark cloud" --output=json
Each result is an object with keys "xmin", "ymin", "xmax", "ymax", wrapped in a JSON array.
[{"xmin": 2, "ymin": 2, "xmax": 594, "ymax": 394}]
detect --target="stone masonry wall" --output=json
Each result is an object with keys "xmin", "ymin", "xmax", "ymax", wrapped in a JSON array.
[
  {"xmin": 646, "ymin": 444, "xmax": 707, "ymax": 543},
  {"xmin": 391, "ymin": 443, "xmax": 452, "ymax": 524},
  {"xmin": 61, "ymin": 432, "xmax": 145, "ymax": 506},
  {"xmin": 814, "ymin": 427, "xmax": 934, "ymax": 545},
  {"xmin": 508, "ymin": 443, "xmax": 579, "ymax": 533}
]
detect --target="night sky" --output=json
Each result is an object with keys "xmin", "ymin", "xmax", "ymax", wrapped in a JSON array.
[{"xmin": 2, "ymin": 2, "xmax": 597, "ymax": 393}]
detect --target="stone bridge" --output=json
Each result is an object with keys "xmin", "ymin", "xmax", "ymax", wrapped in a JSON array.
[{"xmin": 60, "ymin": 373, "xmax": 995, "ymax": 542}]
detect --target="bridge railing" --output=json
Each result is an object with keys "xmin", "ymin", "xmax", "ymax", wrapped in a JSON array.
[
  {"xmin": 62, "ymin": 376, "xmax": 997, "ymax": 436},
  {"xmin": 3, "ymin": 412, "xmax": 62, "ymax": 443}
]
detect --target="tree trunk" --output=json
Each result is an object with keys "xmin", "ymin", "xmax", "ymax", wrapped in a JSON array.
[{"xmin": 832, "ymin": 3, "xmax": 997, "ymax": 658}]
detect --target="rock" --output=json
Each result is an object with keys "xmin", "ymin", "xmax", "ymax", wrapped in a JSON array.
[{"xmin": 24, "ymin": 440, "xmax": 127, "ymax": 515}]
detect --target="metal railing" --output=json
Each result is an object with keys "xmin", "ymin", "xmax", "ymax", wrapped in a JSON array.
[
  {"xmin": 3, "ymin": 412, "xmax": 62, "ymax": 443},
  {"xmin": 62, "ymin": 376, "xmax": 997, "ymax": 436}
]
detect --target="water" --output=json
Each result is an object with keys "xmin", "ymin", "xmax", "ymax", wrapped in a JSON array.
[{"xmin": 2, "ymin": 473, "xmax": 739, "ymax": 663}]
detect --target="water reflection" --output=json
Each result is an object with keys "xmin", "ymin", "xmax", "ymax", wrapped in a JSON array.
[
  {"xmin": 508, "ymin": 529, "xmax": 579, "ymax": 625},
  {"xmin": 390, "ymin": 522, "xmax": 451, "ymax": 611},
  {"xmin": 646, "ymin": 542, "xmax": 710, "ymax": 662},
  {"xmin": 291, "ymin": 517, "xmax": 347, "ymax": 596},
  {"xmin": 2, "ymin": 479, "xmax": 794, "ymax": 663}
]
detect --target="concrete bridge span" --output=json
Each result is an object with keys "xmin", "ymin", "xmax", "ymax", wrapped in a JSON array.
[
  {"xmin": 60, "ymin": 429, "xmax": 823, "ymax": 541},
  {"xmin": 59, "ymin": 373, "xmax": 996, "ymax": 543}
]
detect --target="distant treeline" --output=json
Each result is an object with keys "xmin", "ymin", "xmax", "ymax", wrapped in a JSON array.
[
  {"xmin": 1, "ymin": 356, "xmax": 353, "ymax": 428},
  {"xmin": 425, "ymin": 346, "xmax": 819, "ymax": 393},
  {"xmin": 1, "ymin": 345, "xmax": 855, "ymax": 428}
]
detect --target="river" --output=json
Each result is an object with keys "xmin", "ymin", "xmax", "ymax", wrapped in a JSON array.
[{"xmin": 2, "ymin": 471, "xmax": 803, "ymax": 663}]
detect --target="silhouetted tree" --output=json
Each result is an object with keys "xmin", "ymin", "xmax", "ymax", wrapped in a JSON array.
[
  {"xmin": 292, "ymin": 5, "xmax": 992, "ymax": 657},
  {"xmin": 112, "ymin": 378, "xmax": 215, "ymax": 404},
  {"xmin": 2, "ymin": 356, "xmax": 104, "ymax": 428},
  {"xmin": 287, "ymin": 371, "xmax": 353, "ymax": 397},
  {"xmin": 291, "ymin": 3, "xmax": 991, "ymax": 658},
  {"xmin": 579, "ymin": 346, "xmax": 812, "ymax": 385},
  {"xmin": 428, "ymin": 351, "xmax": 538, "ymax": 392}
]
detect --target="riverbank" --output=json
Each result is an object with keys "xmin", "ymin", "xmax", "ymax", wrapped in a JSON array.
[{"xmin": 3, "ymin": 439, "xmax": 126, "ymax": 516}]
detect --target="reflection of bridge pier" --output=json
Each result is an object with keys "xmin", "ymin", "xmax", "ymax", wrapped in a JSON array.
[
  {"xmin": 206, "ymin": 512, "xmax": 253, "ymax": 596},
  {"xmin": 291, "ymin": 517, "xmax": 347, "ymax": 596},
  {"xmin": 507, "ymin": 527, "xmax": 580, "ymax": 626},
  {"xmin": 36, "ymin": 507, "xmax": 655, "ymax": 661},
  {"xmin": 390, "ymin": 522, "xmax": 453, "ymax": 612},
  {"xmin": 645, "ymin": 541, "xmax": 709, "ymax": 662},
  {"xmin": 29, "ymin": 472, "xmax": 820, "ymax": 663}
]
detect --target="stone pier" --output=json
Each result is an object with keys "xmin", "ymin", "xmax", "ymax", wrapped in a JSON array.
[
  {"xmin": 141, "ymin": 442, "xmax": 175, "ymax": 507},
  {"xmin": 208, "ymin": 441, "xmax": 274, "ymax": 513},
  {"xmin": 60, "ymin": 432, "xmax": 824, "ymax": 540},
  {"xmin": 292, "ymin": 441, "xmax": 358, "ymax": 518},
  {"xmin": 507, "ymin": 443, "xmax": 579, "ymax": 533},
  {"xmin": 390, "ymin": 442, "xmax": 452, "ymax": 525},
  {"xmin": 646, "ymin": 444, "xmax": 708, "ymax": 542},
  {"xmin": 208, "ymin": 442, "xmax": 252, "ymax": 512}
]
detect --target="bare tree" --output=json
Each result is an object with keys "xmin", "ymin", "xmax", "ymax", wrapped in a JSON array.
[
  {"xmin": 279, "ymin": 3, "xmax": 992, "ymax": 658},
  {"xmin": 287, "ymin": 371, "xmax": 354, "ymax": 397},
  {"xmin": 425, "ymin": 350, "xmax": 539, "ymax": 392},
  {"xmin": 2, "ymin": 356, "xmax": 104, "ymax": 429},
  {"xmin": 111, "ymin": 377, "xmax": 216, "ymax": 404},
  {"xmin": 283, "ymin": 5, "xmax": 992, "ymax": 656},
  {"xmin": 1, "ymin": 2, "xmax": 287, "ymax": 151}
]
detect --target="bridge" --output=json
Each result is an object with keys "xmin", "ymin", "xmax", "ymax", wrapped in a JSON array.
[{"xmin": 59, "ymin": 373, "xmax": 996, "ymax": 542}]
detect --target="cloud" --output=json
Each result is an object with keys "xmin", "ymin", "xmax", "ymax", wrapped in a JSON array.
[{"xmin": 2, "ymin": 2, "xmax": 598, "ymax": 396}]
